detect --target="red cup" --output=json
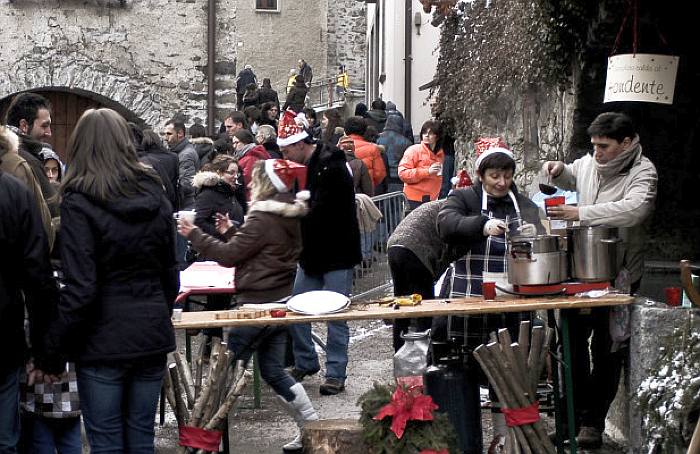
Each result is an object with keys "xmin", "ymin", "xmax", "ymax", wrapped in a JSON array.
[
  {"xmin": 482, "ymin": 282, "xmax": 497, "ymax": 300},
  {"xmin": 664, "ymin": 287, "xmax": 682, "ymax": 307},
  {"xmin": 545, "ymin": 196, "xmax": 565, "ymax": 216}
]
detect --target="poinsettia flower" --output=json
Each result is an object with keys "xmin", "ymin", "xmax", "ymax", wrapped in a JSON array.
[{"xmin": 373, "ymin": 386, "xmax": 439, "ymax": 439}]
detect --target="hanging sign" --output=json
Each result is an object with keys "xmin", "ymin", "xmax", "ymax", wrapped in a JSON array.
[{"xmin": 604, "ymin": 54, "xmax": 679, "ymax": 105}]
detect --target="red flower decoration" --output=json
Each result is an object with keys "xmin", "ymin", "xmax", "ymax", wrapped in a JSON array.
[
  {"xmin": 420, "ymin": 450, "xmax": 449, "ymax": 454},
  {"xmin": 373, "ymin": 386, "xmax": 439, "ymax": 439}
]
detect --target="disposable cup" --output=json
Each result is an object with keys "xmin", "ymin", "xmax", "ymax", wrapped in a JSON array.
[
  {"xmin": 482, "ymin": 282, "xmax": 496, "ymax": 300},
  {"xmin": 545, "ymin": 196, "xmax": 565, "ymax": 216},
  {"xmin": 664, "ymin": 287, "xmax": 681, "ymax": 307},
  {"xmin": 176, "ymin": 210, "xmax": 196, "ymax": 223}
]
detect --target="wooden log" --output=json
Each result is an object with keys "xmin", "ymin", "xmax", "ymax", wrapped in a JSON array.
[
  {"xmin": 486, "ymin": 343, "xmax": 555, "ymax": 454},
  {"xmin": 191, "ymin": 342, "xmax": 222, "ymax": 427},
  {"xmin": 527, "ymin": 327, "xmax": 544, "ymax": 397},
  {"xmin": 300, "ymin": 419, "xmax": 367, "ymax": 454},
  {"xmin": 497, "ymin": 329, "xmax": 531, "ymax": 400},
  {"xmin": 200, "ymin": 344, "xmax": 229, "ymax": 425},
  {"xmin": 162, "ymin": 368, "xmax": 182, "ymax": 426},
  {"xmin": 535, "ymin": 328, "xmax": 552, "ymax": 395},
  {"xmin": 688, "ymin": 415, "xmax": 700, "ymax": 454},
  {"xmin": 473, "ymin": 346, "xmax": 538, "ymax": 454},
  {"xmin": 518, "ymin": 320, "xmax": 531, "ymax": 363},
  {"xmin": 169, "ymin": 363, "xmax": 190, "ymax": 425},
  {"xmin": 203, "ymin": 369, "xmax": 251, "ymax": 431},
  {"xmin": 174, "ymin": 351, "xmax": 195, "ymax": 408}
]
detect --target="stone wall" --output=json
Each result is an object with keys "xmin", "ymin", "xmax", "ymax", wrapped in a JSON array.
[
  {"xmin": 326, "ymin": 0, "xmax": 366, "ymax": 91},
  {"xmin": 0, "ymin": 0, "xmax": 235, "ymax": 127},
  {"xmin": 0, "ymin": 0, "xmax": 367, "ymax": 129}
]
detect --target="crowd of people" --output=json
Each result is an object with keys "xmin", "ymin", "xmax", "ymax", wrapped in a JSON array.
[{"xmin": 1, "ymin": 81, "xmax": 657, "ymax": 454}]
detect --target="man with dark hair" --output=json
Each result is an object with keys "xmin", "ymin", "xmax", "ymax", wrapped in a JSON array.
[
  {"xmin": 164, "ymin": 120, "xmax": 199, "ymax": 210},
  {"xmin": 366, "ymin": 98, "xmax": 387, "ymax": 133},
  {"xmin": 543, "ymin": 111, "xmax": 657, "ymax": 448},
  {"xmin": 0, "ymin": 167, "xmax": 61, "ymax": 453},
  {"xmin": 4, "ymin": 92, "xmax": 59, "ymax": 247},
  {"xmin": 277, "ymin": 110, "xmax": 361, "ymax": 396},
  {"xmin": 224, "ymin": 111, "xmax": 247, "ymax": 140},
  {"xmin": 345, "ymin": 117, "xmax": 386, "ymax": 191}
]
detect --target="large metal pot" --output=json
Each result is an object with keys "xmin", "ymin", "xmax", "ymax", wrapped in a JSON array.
[
  {"xmin": 566, "ymin": 226, "xmax": 622, "ymax": 282},
  {"xmin": 507, "ymin": 235, "xmax": 568, "ymax": 285}
]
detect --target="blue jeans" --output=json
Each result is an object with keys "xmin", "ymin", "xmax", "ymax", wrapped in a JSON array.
[
  {"xmin": 0, "ymin": 368, "xmax": 20, "ymax": 453},
  {"xmin": 77, "ymin": 357, "xmax": 166, "ymax": 454},
  {"xmin": 288, "ymin": 266, "xmax": 353, "ymax": 381},
  {"xmin": 228, "ymin": 325, "xmax": 296, "ymax": 401},
  {"xmin": 27, "ymin": 416, "xmax": 81, "ymax": 454}
]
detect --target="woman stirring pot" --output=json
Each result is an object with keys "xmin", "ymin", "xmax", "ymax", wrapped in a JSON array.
[{"xmin": 435, "ymin": 137, "xmax": 544, "ymax": 453}]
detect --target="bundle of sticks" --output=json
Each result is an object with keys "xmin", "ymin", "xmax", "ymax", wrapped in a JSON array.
[
  {"xmin": 473, "ymin": 321, "xmax": 556, "ymax": 454},
  {"xmin": 162, "ymin": 338, "xmax": 251, "ymax": 454}
]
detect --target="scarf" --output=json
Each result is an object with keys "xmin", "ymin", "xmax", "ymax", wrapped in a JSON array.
[{"xmin": 595, "ymin": 135, "xmax": 641, "ymax": 178}]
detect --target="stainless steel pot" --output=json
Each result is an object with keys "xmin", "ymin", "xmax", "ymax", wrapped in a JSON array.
[
  {"xmin": 566, "ymin": 226, "xmax": 622, "ymax": 282},
  {"xmin": 507, "ymin": 235, "xmax": 568, "ymax": 285}
]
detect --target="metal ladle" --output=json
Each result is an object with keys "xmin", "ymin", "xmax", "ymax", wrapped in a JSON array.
[{"xmin": 539, "ymin": 173, "xmax": 557, "ymax": 195}]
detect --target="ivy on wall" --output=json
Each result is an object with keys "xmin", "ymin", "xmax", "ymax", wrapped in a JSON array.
[{"xmin": 432, "ymin": 0, "xmax": 596, "ymax": 142}]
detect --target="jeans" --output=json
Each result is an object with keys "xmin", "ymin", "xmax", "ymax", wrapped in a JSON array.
[
  {"xmin": 27, "ymin": 416, "xmax": 81, "ymax": 454},
  {"xmin": 77, "ymin": 356, "xmax": 166, "ymax": 454},
  {"xmin": 0, "ymin": 368, "xmax": 20, "ymax": 453},
  {"xmin": 288, "ymin": 266, "xmax": 353, "ymax": 381},
  {"xmin": 228, "ymin": 325, "xmax": 296, "ymax": 401}
]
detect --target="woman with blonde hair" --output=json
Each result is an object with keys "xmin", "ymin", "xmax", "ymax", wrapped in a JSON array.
[
  {"xmin": 46, "ymin": 108, "xmax": 177, "ymax": 452},
  {"xmin": 178, "ymin": 159, "xmax": 316, "ymax": 453}
]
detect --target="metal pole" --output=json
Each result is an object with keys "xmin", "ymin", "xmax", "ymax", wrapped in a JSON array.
[{"xmin": 207, "ymin": 0, "xmax": 217, "ymax": 136}]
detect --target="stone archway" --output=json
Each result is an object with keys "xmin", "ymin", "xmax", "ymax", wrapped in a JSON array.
[{"xmin": 0, "ymin": 88, "xmax": 142, "ymax": 161}]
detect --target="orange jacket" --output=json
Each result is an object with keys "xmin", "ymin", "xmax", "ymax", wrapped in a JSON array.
[
  {"xmin": 398, "ymin": 142, "xmax": 444, "ymax": 202},
  {"xmin": 350, "ymin": 134, "xmax": 386, "ymax": 188}
]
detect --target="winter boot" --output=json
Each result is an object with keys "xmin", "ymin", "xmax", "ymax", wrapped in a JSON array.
[{"xmin": 277, "ymin": 382, "xmax": 320, "ymax": 452}]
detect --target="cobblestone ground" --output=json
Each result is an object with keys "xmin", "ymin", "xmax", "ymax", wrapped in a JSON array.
[{"xmin": 142, "ymin": 320, "xmax": 624, "ymax": 454}]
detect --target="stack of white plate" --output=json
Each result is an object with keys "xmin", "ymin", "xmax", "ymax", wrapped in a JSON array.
[{"xmin": 286, "ymin": 290, "xmax": 350, "ymax": 315}]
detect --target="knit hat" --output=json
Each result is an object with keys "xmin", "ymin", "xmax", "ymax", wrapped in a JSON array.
[
  {"xmin": 277, "ymin": 109, "xmax": 309, "ymax": 147},
  {"xmin": 265, "ymin": 159, "xmax": 307, "ymax": 192},
  {"xmin": 474, "ymin": 137, "xmax": 514, "ymax": 171}
]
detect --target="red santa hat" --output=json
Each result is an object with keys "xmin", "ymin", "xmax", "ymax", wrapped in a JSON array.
[
  {"xmin": 277, "ymin": 109, "xmax": 309, "ymax": 147},
  {"xmin": 474, "ymin": 137, "xmax": 514, "ymax": 170},
  {"xmin": 265, "ymin": 159, "xmax": 307, "ymax": 193}
]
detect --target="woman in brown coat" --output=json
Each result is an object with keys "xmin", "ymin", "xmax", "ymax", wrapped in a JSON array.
[{"xmin": 177, "ymin": 159, "xmax": 317, "ymax": 453}]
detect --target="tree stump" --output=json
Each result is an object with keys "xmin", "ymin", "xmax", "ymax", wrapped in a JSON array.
[{"xmin": 302, "ymin": 419, "xmax": 367, "ymax": 454}]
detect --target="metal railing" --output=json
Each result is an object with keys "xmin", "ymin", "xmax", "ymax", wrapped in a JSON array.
[
  {"xmin": 351, "ymin": 191, "xmax": 407, "ymax": 301},
  {"xmin": 305, "ymin": 77, "xmax": 346, "ymax": 110}
]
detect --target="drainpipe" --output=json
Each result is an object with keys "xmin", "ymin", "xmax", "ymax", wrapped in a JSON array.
[
  {"xmin": 404, "ymin": 0, "xmax": 412, "ymax": 125},
  {"xmin": 207, "ymin": 0, "xmax": 216, "ymax": 137}
]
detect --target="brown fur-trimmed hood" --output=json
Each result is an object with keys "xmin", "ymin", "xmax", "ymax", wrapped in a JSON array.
[{"xmin": 248, "ymin": 194, "xmax": 308, "ymax": 218}]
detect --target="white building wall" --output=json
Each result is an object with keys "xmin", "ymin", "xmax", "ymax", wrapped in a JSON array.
[{"xmin": 366, "ymin": 0, "xmax": 440, "ymax": 138}]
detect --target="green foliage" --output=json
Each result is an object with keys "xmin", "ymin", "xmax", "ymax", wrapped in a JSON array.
[
  {"xmin": 356, "ymin": 382, "xmax": 460, "ymax": 454},
  {"xmin": 433, "ymin": 0, "xmax": 596, "ymax": 141}
]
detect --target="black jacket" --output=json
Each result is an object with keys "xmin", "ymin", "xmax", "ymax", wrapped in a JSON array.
[
  {"xmin": 0, "ymin": 171, "xmax": 60, "ymax": 375},
  {"xmin": 283, "ymin": 86, "xmax": 308, "ymax": 113},
  {"xmin": 48, "ymin": 176, "xmax": 178, "ymax": 363},
  {"xmin": 138, "ymin": 148, "xmax": 179, "ymax": 212},
  {"xmin": 193, "ymin": 172, "xmax": 245, "ymax": 241},
  {"xmin": 301, "ymin": 143, "xmax": 362, "ymax": 274},
  {"xmin": 258, "ymin": 87, "xmax": 280, "ymax": 109},
  {"xmin": 190, "ymin": 137, "xmax": 217, "ymax": 168},
  {"xmin": 437, "ymin": 183, "xmax": 544, "ymax": 248},
  {"xmin": 236, "ymin": 68, "xmax": 257, "ymax": 94},
  {"xmin": 17, "ymin": 134, "xmax": 59, "ymax": 217}
]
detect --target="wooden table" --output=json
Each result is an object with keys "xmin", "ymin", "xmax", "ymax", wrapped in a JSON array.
[{"xmin": 173, "ymin": 294, "xmax": 634, "ymax": 454}]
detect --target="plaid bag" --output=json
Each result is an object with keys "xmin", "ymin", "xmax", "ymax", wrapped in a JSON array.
[{"xmin": 20, "ymin": 362, "xmax": 80, "ymax": 419}]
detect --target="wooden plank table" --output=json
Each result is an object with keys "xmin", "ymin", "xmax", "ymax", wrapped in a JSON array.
[
  {"xmin": 172, "ymin": 294, "xmax": 634, "ymax": 454},
  {"xmin": 172, "ymin": 294, "xmax": 633, "ymax": 329}
]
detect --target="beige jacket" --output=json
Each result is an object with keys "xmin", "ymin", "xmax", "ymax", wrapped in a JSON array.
[
  {"xmin": 0, "ymin": 151, "xmax": 55, "ymax": 250},
  {"xmin": 553, "ymin": 137, "xmax": 657, "ymax": 283}
]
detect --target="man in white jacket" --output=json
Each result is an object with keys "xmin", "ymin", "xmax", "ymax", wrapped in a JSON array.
[{"xmin": 543, "ymin": 111, "xmax": 657, "ymax": 448}]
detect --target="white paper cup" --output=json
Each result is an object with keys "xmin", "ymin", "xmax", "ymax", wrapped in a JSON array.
[
  {"xmin": 176, "ymin": 210, "xmax": 196, "ymax": 223},
  {"xmin": 172, "ymin": 308, "xmax": 183, "ymax": 321}
]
